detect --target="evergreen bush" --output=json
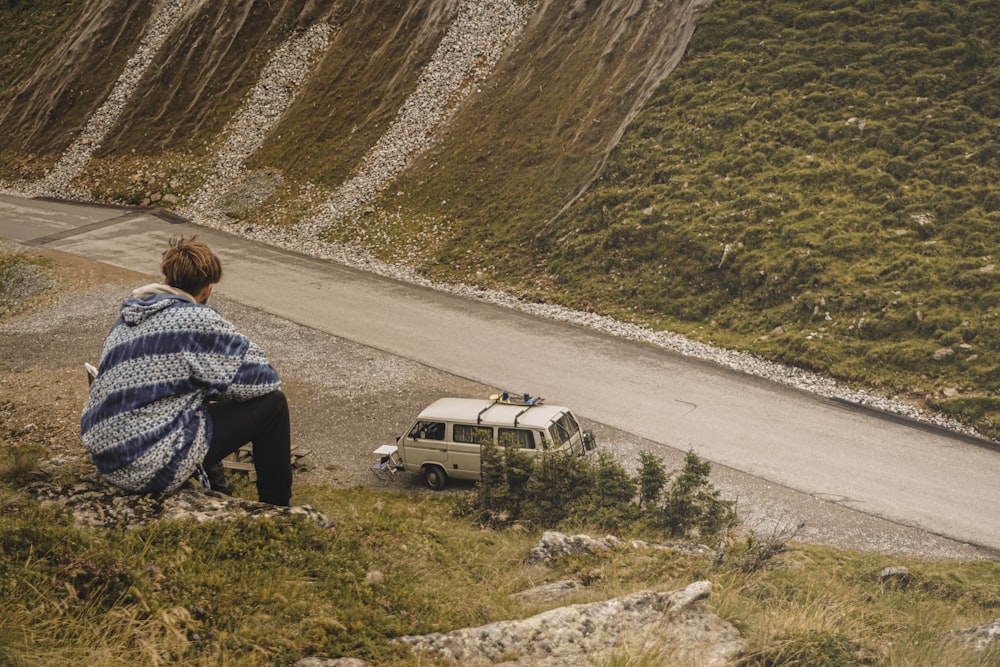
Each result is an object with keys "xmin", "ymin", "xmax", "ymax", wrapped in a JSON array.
[{"xmin": 458, "ymin": 445, "xmax": 736, "ymax": 540}]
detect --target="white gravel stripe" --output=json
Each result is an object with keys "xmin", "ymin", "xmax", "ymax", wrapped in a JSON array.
[
  {"xmin": 27, "ymin": 0, "xmax": 191, "ymax": 200},
  {"xmin": 188, "ymin": 22, "xmax": 334, "ymax": 212},
  {"xmin": 298, "ymin": 0, "xmax": 535, "ymax": 236}
]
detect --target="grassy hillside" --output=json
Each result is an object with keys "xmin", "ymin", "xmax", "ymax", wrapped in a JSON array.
[
  {"xmin": 397, "ymin": 0, "xmax": 1000, "ymax": 437},
  {"xmin": 549, "ymin": 0, "xmax": 1000, "ymax": 436},
  {"xmin": 2, "ymin": 466, "xmax": 999, "ymax": 665},
  {"xmin": 0, "ymin": 0, "xmax": 84, "ymax": 93}
]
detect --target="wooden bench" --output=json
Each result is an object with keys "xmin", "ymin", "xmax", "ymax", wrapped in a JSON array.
[{"xmin": 221, "ymin": 444, "xmax": 311, "ymax": 481}]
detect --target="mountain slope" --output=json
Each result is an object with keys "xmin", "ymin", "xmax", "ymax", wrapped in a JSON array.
[
  {"xmin": 0, "ymin": 0, "xmax": 998, "ymax": 438},
  {"xmin": 538, "ymin": 0, "xmax": 1000, "ymax": 434}
]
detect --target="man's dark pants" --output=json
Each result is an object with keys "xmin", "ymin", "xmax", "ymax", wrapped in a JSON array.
[{"xmin": 204, "ymin": 391, "xmax": 292, "ymax": 506}]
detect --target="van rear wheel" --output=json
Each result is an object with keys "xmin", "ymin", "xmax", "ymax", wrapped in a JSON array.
[{"xmin": 423, "ymin": 465, "xmax": 447, "ymax": 490}]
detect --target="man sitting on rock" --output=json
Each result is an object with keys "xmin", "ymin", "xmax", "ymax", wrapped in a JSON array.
[{"xmin": 80, "ymin": 235, "xmax": 292, "ymax": 506}]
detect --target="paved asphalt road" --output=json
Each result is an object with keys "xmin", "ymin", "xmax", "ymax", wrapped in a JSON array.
[{"xmin": 2, "ymin": 193, "xmax": 998, "ymax": 553}]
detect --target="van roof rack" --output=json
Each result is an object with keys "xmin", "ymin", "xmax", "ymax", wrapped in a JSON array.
[
  {"xmin": 495, "ymin": 390, "xmax": 543, "ymax": 406},
  {"xmin": 477, "ymin": 390, "xmax": 544, "ymax": 423}
]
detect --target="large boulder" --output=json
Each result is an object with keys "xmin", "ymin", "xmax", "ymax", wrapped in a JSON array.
[
  {"xmin": 947, "ymin": 619, "xmax": 1000, "ymax": 652},
  {"xmin": 397, "ymin": 581, "xmax": 744, "ymax": 666}
]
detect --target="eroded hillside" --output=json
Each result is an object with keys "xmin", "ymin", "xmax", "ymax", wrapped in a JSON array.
[
  {"xmin": 2, "ymin": 0, "xmax": 999, "ymax": 439},
  {"xmin": 0, "ymin": 0, "xmax": 706, "ymax": 230}
]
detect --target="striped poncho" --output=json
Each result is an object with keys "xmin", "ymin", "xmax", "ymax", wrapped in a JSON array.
[{"xmin": 81, "ymin": 284, "xmax": 281, "ymax": 494}]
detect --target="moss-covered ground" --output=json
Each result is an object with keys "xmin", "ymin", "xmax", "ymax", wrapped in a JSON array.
[{"xmin": 396, "ymin": 0, "xmax": 1000, "ymax": 438}]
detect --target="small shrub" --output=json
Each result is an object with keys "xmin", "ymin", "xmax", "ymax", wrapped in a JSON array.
[
  {"xmin": 460, "ymin": 445, "xmax": 735, "ymax": 540},
  {"xmin": 717, "ymin": 520, "xmax": 805, "ymax": 574},
  {"xmin": 567, "ymin": 450, "xmax": 639, "ymax": 531},
  {"xmin": 520, "ymin": 449, "xmax": 593, "ymax": 527},
  {"xmin": 459, "ymin": 439, "xmax": 511, "ymax": 528},
  {"xmin": 655, "ymin": 450, "xmax": 738, "ymax": 538},
  {"xmin": 637, "ymin": 450, "xmax": 667, "ymax": 510}
]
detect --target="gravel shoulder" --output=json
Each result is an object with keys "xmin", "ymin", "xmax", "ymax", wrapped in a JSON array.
[{"xmin": 2, "ymin": 246, "xmax": 994, "ymax": 561}]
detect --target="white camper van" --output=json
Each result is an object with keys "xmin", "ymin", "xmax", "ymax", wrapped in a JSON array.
[{"xmin": 375, "ymin": 393, "xmax": 596, "ymax": 489}]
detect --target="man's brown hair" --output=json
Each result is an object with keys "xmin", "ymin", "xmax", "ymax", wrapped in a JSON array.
[{"xmin": 162, "ymin": 236, "xmax": 222, "ymax": 295}]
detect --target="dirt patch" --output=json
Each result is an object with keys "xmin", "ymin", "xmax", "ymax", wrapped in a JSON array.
[{"xmin": 0, "ymin": 249, "xmax": 149, "ymax": 461}]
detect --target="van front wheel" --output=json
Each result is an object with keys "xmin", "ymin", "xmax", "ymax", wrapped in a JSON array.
[{"xmin": 423, "ymin": 465, "xmax": 447, "ymax": 490}]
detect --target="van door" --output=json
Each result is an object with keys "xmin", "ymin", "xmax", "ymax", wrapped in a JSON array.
[
  {"xmin": 450, "ymin": 423, "xmax": 494, "ymax": 479},
  {"xmin": 401, "ymin": 419, "xmax": 448, "ymax": 469}
]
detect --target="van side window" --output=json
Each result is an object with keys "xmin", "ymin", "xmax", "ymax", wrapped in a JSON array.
[
  {"xmin": 454, "ymin": 424, "xmax": 493, "ymax": 444},
  {"xmin": 410, "ymin": 420, "xmax": 445, "ymax": 440},
  {"xmin": 499, "ymin": 427, "xmax": 535, "ymax": 449}
]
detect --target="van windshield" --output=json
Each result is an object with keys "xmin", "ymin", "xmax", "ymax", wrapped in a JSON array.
[{"xmin": 550, "ymin": 411, "xmax": 580, "ymax": 446}]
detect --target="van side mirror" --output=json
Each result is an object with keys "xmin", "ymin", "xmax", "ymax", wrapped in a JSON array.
[{"xmin": 583, "ymin": 429, "xmax": 597, "ymax": 452}]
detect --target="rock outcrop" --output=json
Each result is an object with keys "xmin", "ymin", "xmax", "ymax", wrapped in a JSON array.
[
  {"xmin": 387, "ymin": 532, "xmax": 739, "ymax": 665},
  {"xmin": 20, "ymin": 459, "xmax": 333, "ymax": 529},
  {"xmin": 947, "ymin": 619, "xmax": 1000, "ymax": 652},
  {"xmin": 876, "ymin": 565, "xmax": 912, "ymax": 589},
  {"xmin": 529, "ymin": 529, "xmax": 715, "ymax": 564},
  {"xmin": 507, "ymin": 578, "xmax": 585, "ymax": 604},
  {"xmin": 397, "ymin": 580, "xmax": 744, "ymax": 666}
]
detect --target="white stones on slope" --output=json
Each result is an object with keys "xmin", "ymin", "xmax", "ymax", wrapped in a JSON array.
[
  {"xmin": 299, "ymin": 0, "xmax": 535, "ymax": 236},
  {"xmin": 188, "ymin": 22, "xmax": 334, "ymax": 212},
  {"xmin": 186, "ymin": 0, "xmax": 535, "ymax": 237},
  {"xmin": 28, "ymin": 0, "xmax": 192, "ymax": 199}
]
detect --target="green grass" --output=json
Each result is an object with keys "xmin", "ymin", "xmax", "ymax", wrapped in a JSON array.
[
  {"xmin": 0, "ymin": 0, "xmax": 87, "ymax": 94},
  {"xmin": 514, "ymin": 0, "xmax": 1000, "ymax": 437},
  {"xmin": 2, "ymin": 473, "xmax": 999, "ymax": 666},
  {"xmin": 0, "ymin": 480, "xmax": 532, "ymax": 666}
]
